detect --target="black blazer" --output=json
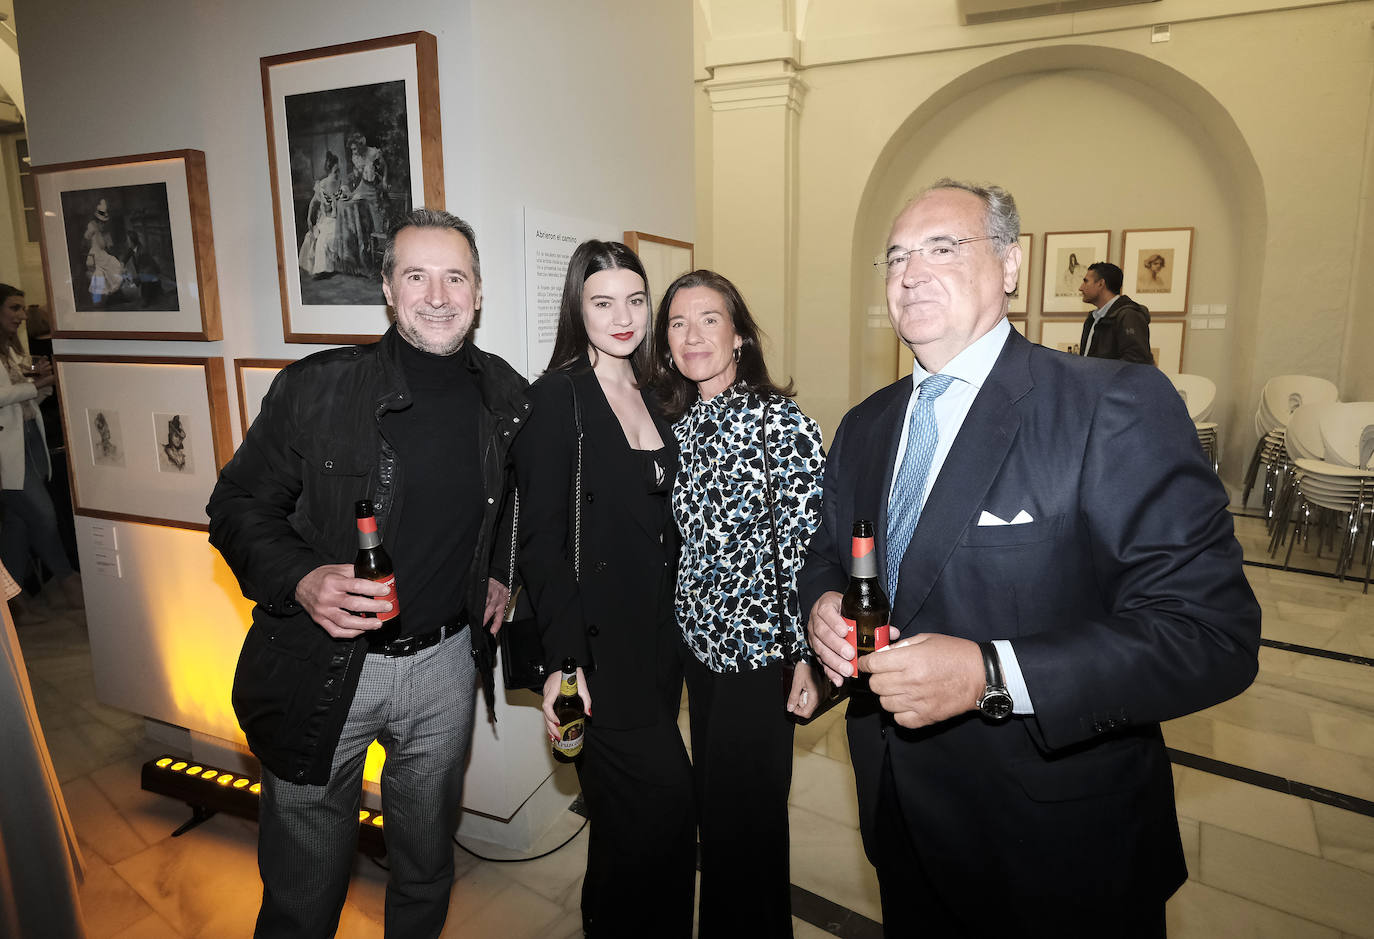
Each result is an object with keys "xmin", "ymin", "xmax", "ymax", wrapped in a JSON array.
[
  {"xmin": 798, "ymin": 328, "xmax": 1259, "ymax": 918},
  {"xmin": 513, "ymin": 364, "xmax": 680, "ymax": 729}
]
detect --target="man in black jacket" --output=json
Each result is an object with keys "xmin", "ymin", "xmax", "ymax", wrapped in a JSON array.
[
  {"xmin": 1077, "ymin": 261, "xmax": 1152, "ymax": 364},
  {"xmin": 207, "ymin": 208, "xmax": 529, "ymax": 939}
]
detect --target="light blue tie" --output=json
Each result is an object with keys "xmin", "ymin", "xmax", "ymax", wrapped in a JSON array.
[{"xmin": 886, "ymin": 373, "xmax": 956, "ymax": 602}]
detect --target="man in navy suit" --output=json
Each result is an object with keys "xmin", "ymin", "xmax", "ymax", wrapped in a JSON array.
[{"xmin": 800, "ymin": 179, "xmax": 1259, "ymax": 936}]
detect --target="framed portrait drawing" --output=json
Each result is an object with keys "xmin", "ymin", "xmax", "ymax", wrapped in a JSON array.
[
  {"xmin": 623, "ymin": 232, "xmax": 693, "ymax": 313},
  {"xmin": 54, "ymin": 356, "xmax": 233, "ymax": 531},
  {"xmin": 1007, "ymin": 233, "xmax": 1032, "ymax": 314},
  {"xmin": 1039, "ymin": 319, "xmax": 1083, "ymax": 356},
  {"xmin": 1041, "ymin": 231, "xmax": 1109, "ymax": 315},
  {"xmin": 1121, "ymin": 228, "xmax": 1193, "ymax": 314},
  {"xmin": 234, "ymin": 358, "xmax": 294, "ymax": 435},
  {"xmin": 262, "ymin": 32, "xmax": 443, "ymax": 344},
  {"xmin": 32, "ymin": 150, "xmax": 221, "ymax": 340}
]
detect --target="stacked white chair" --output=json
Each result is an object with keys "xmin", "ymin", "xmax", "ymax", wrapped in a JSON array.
[
  {"xmin": 1317, "ymin": 402, "xmax": 1374, "ymax": 468},
  {"xmin": 1172, "ymin": 374, "xmax": 1219, "ymax": 472},
  {"xmin": 1242, "ymin": 375, "xmax": 1339, "ymax": 509}
]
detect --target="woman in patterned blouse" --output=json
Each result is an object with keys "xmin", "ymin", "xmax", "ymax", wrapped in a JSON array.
[{"xmin": 655, "ymin": 269, "xmax": 825, "ymax": 937}]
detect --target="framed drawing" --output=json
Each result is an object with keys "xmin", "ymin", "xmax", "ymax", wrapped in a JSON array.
[
  {"xmin": 1121, "ymin": 228, "xmax": 1193, "ymax": 314},
  {"xmin": 262, "ymin": 32, "xmax": 443, "ymax": 344},
  {"xmin": 1150, "ymin": 319, "xmax": 1186, "ymax": 375},
  {"xmin": 54, "ymin": 356, "xmax": 233, "ymax": 531},
  {"xmin": 32, "ymin": 150, "xmax": 221, "ymax": 340},
  {"xmin": 1007, "ymin": 233, "xmax": 1032, "ymax": 314},
  {"xmin": 1008, "ymin": 317, "xmax": 1027, "ymax": 337},
  {"xmin": 1039, "ymin": 319, "xmax": 1083, "ymax": 356},
  {"xmin": 234, "ymin": 358, "xmax": 294, "ymax": 435},
  {"xmin": 1041, "ymin": 231, "xmax": 1109, "ymax": 315},
  {"xmin": 623, "ymin": 232, "xmax": 693, "ymax": 313}
]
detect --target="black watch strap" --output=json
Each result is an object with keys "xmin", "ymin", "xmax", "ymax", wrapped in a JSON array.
[
  {"xmin": 976, "ymin": 641, "xmax": 1013, "ymax": 721},
  {"xmin": 979, "ymin": 640, "xmax": 1003, "ymax": 688}
]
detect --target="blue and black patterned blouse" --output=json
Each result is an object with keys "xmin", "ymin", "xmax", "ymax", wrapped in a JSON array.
[{"xmin": 672, "ymin": 387, "xmax": 825, "ymax": 673}]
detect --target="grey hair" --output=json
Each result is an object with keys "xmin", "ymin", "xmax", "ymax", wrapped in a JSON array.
[
  {"xmin": 925, "ymin": 178, "xmax": 1020, "ymax": 253},
  {"xmin": 381, "ymin": 208, "xmax": 481, "ymax": 285}
]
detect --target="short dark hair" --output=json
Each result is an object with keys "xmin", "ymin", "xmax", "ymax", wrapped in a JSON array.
[
  {"xmin": 380, "ymin": 208, "xmax": 481, "ymax": 285},
  {"xmin": 1088, "ymin": 262, "xmax": 1123, "ymax": 294},
  {"xmin": 652, "ymin": 269, "xmax": 794, "ymax": 422},
  {"xmin": 545, "ymin": 239, "xmax": 654, "ymax": 379}
]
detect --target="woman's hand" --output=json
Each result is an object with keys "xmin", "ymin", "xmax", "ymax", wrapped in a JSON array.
[
  {"xmin": 541, "ymin": 667, "xmax": 591, "ymax": 741},
  {"xmin": 787, "ymin": 661, "xmax": 820, "ymax": 719}
]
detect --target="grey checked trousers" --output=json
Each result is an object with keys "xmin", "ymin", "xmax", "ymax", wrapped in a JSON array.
[{"xmin": 254, "ymin": 628, "xmax": 476, "ymax": 939}]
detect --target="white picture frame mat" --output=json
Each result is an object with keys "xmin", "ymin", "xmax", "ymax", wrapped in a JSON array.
[
  {"xmin": 268, "ymin": 44, "xmax": 424, "ymax": 337},
  {"xmin": 240, "ymin": 365, "xmax": 284, "ymax": 431},
  {"xmin": 1039, "ymin": 318, "xmax": 1184, "ymax": 374},
  {"xmin": 37, "ymin": 158, "xmax": 202, "ymax": 328},
  {"xmin": 58, "ymin": 360, "xmax": 218, "ymax": 525}
]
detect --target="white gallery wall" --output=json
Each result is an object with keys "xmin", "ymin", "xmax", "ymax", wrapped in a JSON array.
[{"xmin": 15, "ymin": 0, "xmax": 692, "ymax": 829}]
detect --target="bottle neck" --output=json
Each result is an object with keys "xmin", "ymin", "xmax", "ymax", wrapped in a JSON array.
[
  {"xmin": 851, "ymin": 535, "xmax": 878, "ymax": 579},
  {"xmin": 357, "ymin": 517, "xmax": 381, "ymax": 549}
]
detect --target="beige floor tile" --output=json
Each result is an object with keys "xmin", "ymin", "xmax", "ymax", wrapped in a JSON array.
[
  {"xmin": 1198, "ymin": 824, "xmax": 1374, "ymax": 936},
  {"xmin": 1312, "ymin": 802, "xmax": 1374, "ymax": 876},
  {"xmin": 823, "ymin": 709, "xmax": 851, "ymax": 763},
  {"xmin": 535, "ymin": 908, "xmax": 585, "ymax": 939},
  {"xmin": 1162, "ymin": 712, "xmax": 1216, "ymax": 757},
  {"xmin": 1311, "ymin": 710, "xmax": 1374, "ymax": 759},
  {"xmin": 789, "ymin": 747, "xmax": 861, "ymax": 830},
  {"xmin": 1178, "ymin": 815, "xmax": 1201, "ymax": 875},
  {"xmin": 1173, "ymin": 765, "xmax": 1320, "ymax": 855},
  {"xmin": 485, "ymin": 823, "xmax": 590, "ymax": 909},
  {"xmin": 440, "ymin": 864, "xmax": 564, "ymax": 939},
  {"xmin": 1204, "ymin": 682, "xmax": 1320, "ymax": 741},
  {"xmin": 62, "ymin": 775, "xmax": 149, "ymax": 865},
  {"xmin": 793, "ymin": 916, "xmax": 840, "ymax": 938},
  {"xmin": 1263, "ymin": 615, "xmax": 1343, "ymax": 650},
  {"xmin": 787, "ymin": 804, "xmax": 880, "ymax": 923},
  {"xmin": 89, "ymin": 755, "xmax": 199, "ymax": 848},
  {"xmin": 1212, "ymin": 722, "xmax": 1374, "ymax": 803},
  {"xmin": 108, "ymin": 913, "xmax": 183, "ymax": 939},
  {"xmin": 80, "ymin": 863, "xmax": 158, "ymax": 939},
  {"xmin": 793, "ymin": 703, "xmax": 843, "ymax": 754},
  {"xmin": 1167, "ymin": 879, "xmax": 1340, "ymax": 938}
]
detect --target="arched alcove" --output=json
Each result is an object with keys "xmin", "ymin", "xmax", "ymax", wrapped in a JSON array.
[{"xmin": 848, "ymin": 45, "xmax": 1266, "ymax": 480}]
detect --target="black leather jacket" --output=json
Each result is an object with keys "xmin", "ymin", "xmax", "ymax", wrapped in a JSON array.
[{"xmin": 207, "ymin": 327, "xmax": 529, "ymax": 785}]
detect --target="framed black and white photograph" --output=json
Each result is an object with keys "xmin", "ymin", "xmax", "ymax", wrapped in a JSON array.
[
  {"xmin": 233, "ymin": 358, "xmax": 294, "ymax": 436},
  {"xmin": 1008, "ymin": 233, "xmax": 1032, "ymax": 314},
  {"xmin": 1121, "ymin": 228, "xmax": 1193, "ymax": 314},
  {"xmin": 55, "ymin": 356, "xmax": 232, "ymax": 531},
  {"xmin": 1041, "ymin": 230, "xmax": 1109, "ymax": 315},
  {"xmin": 262, "ymin": 32, "xmax": 444, "ymax": 343},
  {"xmin": 33, "ymin": 150, "xmax": 221, "ymax": 340}
]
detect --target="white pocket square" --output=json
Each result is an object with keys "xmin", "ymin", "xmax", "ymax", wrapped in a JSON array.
[{"xmin": 978, "ymin": 509, "xmax": 1034, "ymax": 527}]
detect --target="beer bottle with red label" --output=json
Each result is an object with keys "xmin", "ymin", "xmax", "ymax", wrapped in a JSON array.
[
  {"xmin": 354, "ymin": 500, "xmax": 400, "ymax": 646},
  {"xmin": 841, "ymin": 519, "xmax": 889, "ymax": 682}
]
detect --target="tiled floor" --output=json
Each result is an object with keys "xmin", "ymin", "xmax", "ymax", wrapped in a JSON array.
[{"xmin": 14, "ymin": 509, "xmax": 1374, "ymax": 937}]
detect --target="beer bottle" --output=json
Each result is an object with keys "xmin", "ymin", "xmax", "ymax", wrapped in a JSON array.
[
  {"xmin": 354, "ymin": 500, "xmax": 400, "ymax": 646},
  {"xmin": 841, "ymin": 519, "xmax": 890, "ymax": 680},
  {"xmin": 551, "ymin": 658, "xmax": 586, "ymax": 762}
]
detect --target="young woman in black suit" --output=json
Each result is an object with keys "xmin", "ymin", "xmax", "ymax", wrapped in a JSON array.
[{"xmin": 511, "ymin": 240, "xmax": 695, "ymax": 938}]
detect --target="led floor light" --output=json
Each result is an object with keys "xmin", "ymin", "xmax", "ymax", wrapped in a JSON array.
[{"xmin": 140, "ymin": 755, "xmax": 387, "ymax": 856}]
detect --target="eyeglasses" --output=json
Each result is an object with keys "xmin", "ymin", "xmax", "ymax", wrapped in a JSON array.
[{"xmin": 874, "ymin": 236, "xmax": 996, "ymax": 278}]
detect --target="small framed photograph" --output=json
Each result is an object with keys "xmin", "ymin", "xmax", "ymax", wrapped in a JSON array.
[
  {"xmin": 1041, "ymin": 231, "xmax": 1109, "ymax": 315},
  {"xmin": 233, "ymin": 358, "xmax": 294, "ymax": 435},
  {"xmin": 54, "ymin": 355, "xmax": 233, "ymax": 531},
  {"xmin": 1039, "ymin": 319, "xmax": 1083, "ymax": 356},
  {"xmin": 262, "ymin": 32, "xmax": 444, "ymax": 343},
  {"xmin": 1008, "ymin": 233, "xmax": 1032, "ymax": 314},
  {"xmin": 32, "ymin": 150, "xmax": 221, "ymax": 340},
  {"xmin": 623, "ymin": 232, "xmax": 693, "ymax": 313},
  {"xmin": 1121, "ymin": 228, "xmax": 1193, "ymax": 314}
]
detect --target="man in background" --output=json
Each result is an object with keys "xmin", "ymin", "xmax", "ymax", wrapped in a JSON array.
[{"xmin": 1078, "ymin": 260, "xmax": 1152, "ymax": 363}]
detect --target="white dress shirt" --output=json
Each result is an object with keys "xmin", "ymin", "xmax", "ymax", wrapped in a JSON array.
[{"xmin": 889, "ymin": 317, "xmax": 1033, "ymax": 714}]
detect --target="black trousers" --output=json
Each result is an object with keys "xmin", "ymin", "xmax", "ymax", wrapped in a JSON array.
[
  {"xmin": 683, "ymin": 651, "xmax": 796, "ymax": 938},
  {"xmin": 576, "ymin": 708, "xmax": 696, "ymax": 938},
  {"xmin": 874, "ymin": 755, "xmax": 1168, "ymax": 938}
]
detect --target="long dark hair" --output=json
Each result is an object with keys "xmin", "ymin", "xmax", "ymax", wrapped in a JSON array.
[
  {"xmin": 0, "ymin": 283, "xmax": 25, "ymax": 358},
  {"xmin": 652, "ymin": 269, "xmax": 794, "ymax": 421},
  {"xmin": 545, "ymin": 240, "xmax": 654, "ymax": 378}
]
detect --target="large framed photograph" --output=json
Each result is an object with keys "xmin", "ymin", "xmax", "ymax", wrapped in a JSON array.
[
  {"xmin": 32, "ymin": 150, "xmax": 221, "ymax": 340},
  {"xmin": 234, "ymin": 358, "xmax": 294, "ymax": 435},
  {"xmin": 262, "ymin": 32, "xmax": 443, "ymax": 344},
  {"xmin": 1041, "ymin": 230, "xmax": 1109, "ymax": 315},
  {"xmin": 1008, "ymin": 233, "xmax": 1032, "ymax": 314},
  {"xmin": 1039, "ymin": 318, "xmax": 1185, "ymax": 373},
  {"xmin": 623, "ymin": 231, "xmax": 693, "ymax": 313},
  {"xmin": 54, "ymin": 356, "xmax": 233, "ymax": 531},
  {"xmin": 1121, "ymin": 227, "xmax": 1193, "ymax": 314}
]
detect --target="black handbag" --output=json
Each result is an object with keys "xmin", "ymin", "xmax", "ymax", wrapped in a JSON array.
[{"xmin": 499, "ymin": 374, "xmax": 585, "ymax": 692}]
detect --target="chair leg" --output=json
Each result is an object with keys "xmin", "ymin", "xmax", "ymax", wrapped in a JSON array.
[{"xmin": 1241, "ymin": 436, "xmax": 1267, "ymax": 507}]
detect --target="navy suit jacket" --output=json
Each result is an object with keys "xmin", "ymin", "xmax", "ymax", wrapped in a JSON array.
[{"xmin": 798, "ymin": 328, "xmax": 1259, "ymax": 917}]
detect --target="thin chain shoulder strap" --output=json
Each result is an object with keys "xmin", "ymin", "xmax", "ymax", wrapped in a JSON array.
[{"xmin": 567, "ymin": 373, "xmax": 585, "ymax": 581}]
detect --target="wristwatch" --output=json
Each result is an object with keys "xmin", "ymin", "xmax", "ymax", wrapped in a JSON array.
[{"xmin": 976, "ymin": 641, "xmax": 1014, "ymax": 721}]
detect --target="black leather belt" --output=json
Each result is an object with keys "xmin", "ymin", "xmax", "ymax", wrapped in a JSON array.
[{"xmin": 368, "ymin": 620, "xmax": 468, "ymax": 657}]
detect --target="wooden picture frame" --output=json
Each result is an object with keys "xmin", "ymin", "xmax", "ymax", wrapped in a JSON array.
[
  {"xmin": 53, "ymin": 355, "xmax": 232, "ymax": 531},
  {"xmin": 262, "ymin": 32, "xmax": 443, "ymax": 344},
  {"xmin": 32, "ymin": 150, "xmax": 221, "ymax": 340},
  {"xmin": 623, "ymin": 231, "xmax": 694, "ymax": 312},
  {"xmin": 1008, "ymin": 317, "xmax": 1028, "ymax": 338},
  {"xmin": 1038, "ymin": 318, "xmax": 1185, "ymax": 373},
  {"xmin": 1121, "ymin": 227, "xmax": 1193, "ymax": 314},
  {"xmin": 1041, "ymin": 230, "xmax": 1109, "ymax": 315},
  {"xmin": 1038, "ymin": 319, "xmax": 1083, "ymax": 356},
  {"xmin": 1007, "ymin": 233, "xmax": 1032, "ymax": 314},
  {"xmin": 233, "ymin": 358, "xmax": 294, "ymax": 436}
]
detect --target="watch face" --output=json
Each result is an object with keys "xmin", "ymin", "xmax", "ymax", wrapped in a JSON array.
[{"xmin": 980, "ymin": 690, "xmax": 1013, "ymax": 721}]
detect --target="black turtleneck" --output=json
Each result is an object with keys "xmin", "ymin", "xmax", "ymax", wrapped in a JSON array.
[{"xmin": 383, "ymin": 338, "xmax": 482, "ymax": 637}]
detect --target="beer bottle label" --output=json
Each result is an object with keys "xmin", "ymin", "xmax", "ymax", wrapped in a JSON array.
[
  {"xmin": 554, "ymin": 718, "xmax": 585, "ymax": 757},
  {"xmin": 560, "ymin": 675, "xmax": 577, "ymax": 697},
  {"xmin": 374, "ymin": 574, "xmax": 399, "ymax": 622},
  {"xmin": 843, "ymin": 615, "xmax": 889, "ymax": 677}
]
